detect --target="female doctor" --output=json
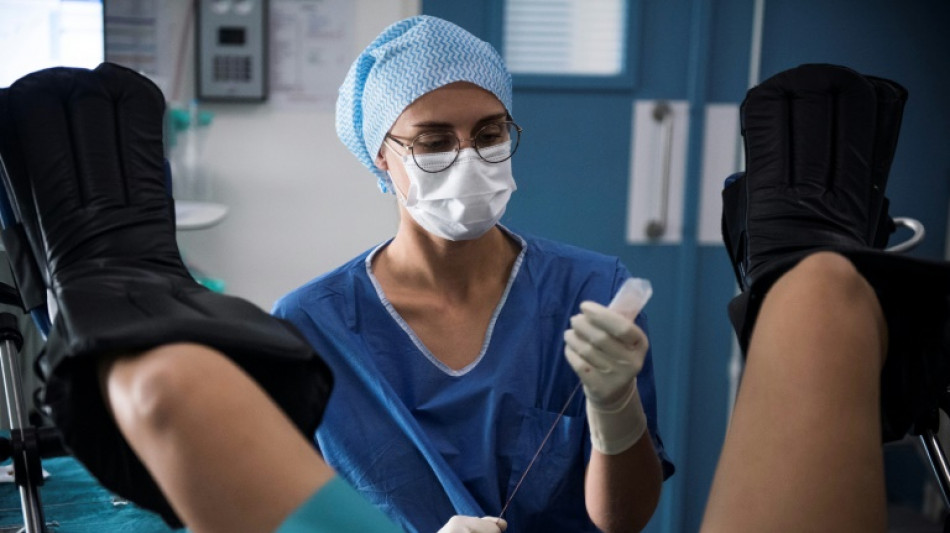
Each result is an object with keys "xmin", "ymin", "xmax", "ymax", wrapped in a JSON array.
[{"xmin": 273, "ymin": 15, "xmax": 674, "ymax": 533}]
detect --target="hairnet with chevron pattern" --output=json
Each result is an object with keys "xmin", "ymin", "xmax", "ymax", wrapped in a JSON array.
[{"xmin": 336, "ymin": 15, "xmax": 513, "ymax": 192}]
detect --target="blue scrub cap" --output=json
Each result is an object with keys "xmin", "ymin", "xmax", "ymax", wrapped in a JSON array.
[{"xmin": 336, "ymin": 15, "xmax": 513, "ymax": 193}]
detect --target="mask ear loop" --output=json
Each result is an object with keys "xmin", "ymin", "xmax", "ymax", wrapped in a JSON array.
[
  {"xmin": 386, "ymin": 171, "xmax": 410, "ymax": 204},
  {"xmin": 381, "ymin": 140, "xmax": 413, "ymax": 203}
]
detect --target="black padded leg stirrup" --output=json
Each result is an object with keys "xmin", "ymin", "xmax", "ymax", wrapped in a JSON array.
[
  {"xmin": 0, "ymin": 63, "xmax": 334, "ymax": 528},
  {"xmin": 721, "ymin": 63, "xmax": 950, "ymax": 441}
]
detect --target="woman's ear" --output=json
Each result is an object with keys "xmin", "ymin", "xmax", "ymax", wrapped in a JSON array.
[{"xmin": 374, "ymin": 150, "xmax": 389, "ymax": 172}]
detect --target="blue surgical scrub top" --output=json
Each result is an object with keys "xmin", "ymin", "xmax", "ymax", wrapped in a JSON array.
[{"xmin": 273, "ymin": 228, "xmax": 674, "ymax": 533}]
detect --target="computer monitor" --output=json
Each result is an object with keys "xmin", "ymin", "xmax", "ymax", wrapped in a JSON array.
[{"xmin": 0, "ymin": 0, "xmax": 104, "ymax": 87}]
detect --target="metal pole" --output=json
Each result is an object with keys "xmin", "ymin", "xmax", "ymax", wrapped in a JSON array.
[
  {"xmin": 1, "ymin": 334, "xmax": 45, "ymax": 533},
  {"xmin": 920, "ymin": 431, "xmax": 950, "ymax": 509}
]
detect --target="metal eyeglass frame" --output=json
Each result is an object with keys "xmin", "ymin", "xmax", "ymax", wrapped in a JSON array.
[{"xmin": 385, "ymin": 120, "xmax": 523, "ymax": 173}]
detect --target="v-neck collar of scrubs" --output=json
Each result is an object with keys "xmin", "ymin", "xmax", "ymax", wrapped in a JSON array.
[{"xmin": 363, "ymin": 226, "xmax": 527, "ymax": 377}]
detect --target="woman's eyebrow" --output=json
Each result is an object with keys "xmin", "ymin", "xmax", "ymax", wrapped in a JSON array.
[
  {"xmin": 409, "ymin": 113, "xmax": 509, "ymax": 130},
  {"xmin": 474, "ymin": 113, "xmax": 510, "ymax": 126},
  {"xmin": 408, "ymin": 120, "xmax": 454, "ymax": 129}
]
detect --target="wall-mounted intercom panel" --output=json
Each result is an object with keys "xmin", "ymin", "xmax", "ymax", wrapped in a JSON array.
[{"xmin": 197, "ymin": 0, "xmax": 268, "ymax": 101}]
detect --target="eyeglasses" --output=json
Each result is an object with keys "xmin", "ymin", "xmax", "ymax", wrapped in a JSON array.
[{"xmin": 385, "ymin": 120, "xmax": 523, "ymax": 173}]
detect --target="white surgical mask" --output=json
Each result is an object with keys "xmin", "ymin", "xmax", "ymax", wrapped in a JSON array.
[{"xmin": 389, "ymin": 142, "xmax": 517, "ymax": 241}]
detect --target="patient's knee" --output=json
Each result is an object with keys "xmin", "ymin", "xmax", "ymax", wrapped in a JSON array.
[
  {"xmin": 778, "ymin": 252, "xmax": 873, "ymax": 304},
  {"xmin": 105, "ymin": 343, "xmax": 226, "ymax": 436},
  {"xmin": 765, "ymin": 251, "xmax": 887, "ymax": 359}
]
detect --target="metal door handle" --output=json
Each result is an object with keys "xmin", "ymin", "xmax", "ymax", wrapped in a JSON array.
[{"xmin": 646, "ymin": 101, "xmax": 673, "ymax": 239}]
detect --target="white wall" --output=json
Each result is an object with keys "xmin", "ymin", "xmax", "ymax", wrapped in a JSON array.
[{"xmin": 176, "ymin": 1, "xmax": 419, "ymax": 309}]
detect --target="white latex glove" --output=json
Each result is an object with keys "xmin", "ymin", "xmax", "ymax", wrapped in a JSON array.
[
  {"xmin": 437, "ymin": 515, "xmax": 507, "ymax": 533},
  {"xmin": 564, "ymin": 300, "xmax": 650, "ymax": 455}
]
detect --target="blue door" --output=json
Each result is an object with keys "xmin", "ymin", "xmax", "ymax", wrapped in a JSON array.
[{"xmin": 423, "ymin": 1, "xmax": 950, "ymax": 531}]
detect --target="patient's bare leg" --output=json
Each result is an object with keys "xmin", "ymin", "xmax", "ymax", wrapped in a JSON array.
[
  {"xmin": 702, "ymin": 252, "xmax": 889, "ymax": 532},
  {"xmin": 100, "ymin": 343, "xmax": 334, "ymax": 533}
]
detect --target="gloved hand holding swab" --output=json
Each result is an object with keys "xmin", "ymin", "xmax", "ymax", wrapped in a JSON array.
[{"xmin": 565, "ymin": 278, "xmax": 653, "ymax": 454}]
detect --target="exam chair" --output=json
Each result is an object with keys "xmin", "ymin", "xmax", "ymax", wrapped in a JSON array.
[
  {"xmin": 0, "ymin": 77, "xmax": 68, "ymax": 533},
  {"xmin": 0, "ymin": 61, "xmax": 331, "ymax": 533},
  {"xmin": 0, "ymin": 63, "xmax": 178, "ymax": 533},
  {"xmin": 723, "ymin": 63, "xmax": 950, "ymax": 530}
]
